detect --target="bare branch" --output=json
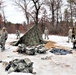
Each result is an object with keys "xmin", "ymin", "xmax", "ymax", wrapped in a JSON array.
[{"xmin": 12, "ymin": 0, "xmax": 30, "ymax": 24}]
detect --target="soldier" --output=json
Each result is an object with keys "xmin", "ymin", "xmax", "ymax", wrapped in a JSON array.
[
  {"xmin": 68, "ymin": 27, "xmax": 72, "ymax": 43},
  {"xmin": 72, "ymin": 27, "xmax": 75, "ymax": 40},
  {"xmin": 16, "ymin": 30, "xmax": 20, "ymax": 39},
  {"xmin": 17, "ymin": 44, "xmax": 26, "ymax": 53},
  {"xmin": 44, "ymin": 27, "xmax": 49, "ymax": 39},
  {"xmin": 0, "ymin": 27, "xmax": 8, "ymax": 51},
  {"xmin": 72, "ymin": 27, "xmax": 76, "ymax": 49}
]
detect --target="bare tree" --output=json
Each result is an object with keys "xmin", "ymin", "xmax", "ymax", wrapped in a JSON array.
[
  {"xmin": 45, "ymin": 0, "xmax": 57, "ymax": 27},
  {"xmin": 45, "ymin": 0, "xmax": 63, "ymax": 32},
  {"xmin": 31, "ymin": 0, "xmax": 44, "ymax": 26},
  {"xmin": 64, "ymin": 8, "xmax": 70, "ymax": 27},
  {"xmin": 55, "ymin": 0, "xmax": 63, "ymax": 27},
  {"xmin": 72, "ymin": 0, "xmax": 76, "ymax": 20},
  {"xmin": 13, "ymin": 0, "xmax": 30, "ymax": 24},
  {"xmin": 0, "ymin": 0, "xmax": 6, "ymax": 27},
  {"xmin": 40, "ymin": 7, "xmax": 48, "ymax": 33},
  {"xmin": 67, "ymin": 0, "xmax": 75, "ymax": 26}
]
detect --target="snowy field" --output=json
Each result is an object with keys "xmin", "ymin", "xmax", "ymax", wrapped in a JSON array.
[{"xmin": 0, "ymin": 34, "xmax": 76, "ymax": 75}]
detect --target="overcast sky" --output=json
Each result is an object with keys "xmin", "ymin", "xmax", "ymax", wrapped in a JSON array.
[
  {"xmin": 2, "ymin": 0, "xmax": 25, "ymax": 23},
  {"xmin": 2, "ymin": 0, "xmax": 67, "ymax": 23}
]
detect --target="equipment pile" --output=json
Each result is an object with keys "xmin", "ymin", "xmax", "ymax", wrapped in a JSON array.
[
  {"xmin": 17, "ymin": 44, "xmax": 48, "ymax": 55},
  {"xmin": 5, "ymin": 58, "xmax": 33, "ymax": 74}
]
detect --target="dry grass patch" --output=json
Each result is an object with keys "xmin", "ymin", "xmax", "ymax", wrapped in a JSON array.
[
  {"xmin": 44, "ymin": 41, "xmax": 57, "ymax": 49},
  {"xmin": 44, "ymin": 40, "xmax": 69, "ymax": 50}
]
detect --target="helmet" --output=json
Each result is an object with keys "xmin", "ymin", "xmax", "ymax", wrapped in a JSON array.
[{"xmin": 2, "ymin": 27, "xmax": 6, "ymax": 30}]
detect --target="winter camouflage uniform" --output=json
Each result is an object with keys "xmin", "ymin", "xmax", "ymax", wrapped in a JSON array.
[
  {"xmin": 16, "ymin": 30, "xmax": 20, "ymax": 39},
  {"xmin": 72, "ymin": 27, "xmax": 75, "ymax": 40},
  {"xmin": 74, "ymin": 27, "xmax": 76, "ymax": 38},
  {"xmin": 72, "ymin": 27, "xmax": 76, "ymax": 48},
  {"xmin": 0, "ymin": 27, "xmax": 8, "ymax": 51},
  {"xmin": 44, "ymin": 27, "xmax": 49, "ymax": 39},
  {"xmin": 68, "ymin": 28, "xmax": 72, "ymax": 42}
]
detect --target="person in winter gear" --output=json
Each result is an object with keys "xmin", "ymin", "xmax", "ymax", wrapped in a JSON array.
[
  {"xmin": 16, "ymin": 30, "xmax": 20, "ymax": 39},
  {"xmin": 0, "ymin": 27, "xmax": 8, "ymax": 51},
  {"xmin": 68, "ymin": 27, "xmax": 72, "ymax": 43},
  {"xmin": 72, "ymin": 27, "xmax": 75, "ymax": 40},
  {"xmin": 44, "ymin": 27, "xmax": 49, "ymax": 39},
  {"xmin": 72, "ymin": 27, "xmax": 76, "ymax": 49}
]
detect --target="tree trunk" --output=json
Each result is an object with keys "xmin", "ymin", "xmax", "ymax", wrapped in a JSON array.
[
  {"xmin": 51, "ymin": 2, "xmax": 55, "ymax": 27},
  {"xmin": 56, "ymin": 8, "xmax": 59, "ymax": 27},
  {"xmin": 15, "ymin": 25, "xmax": 44, "ymax": 46},
  {"xmin": 70, "ymin": 1, "xmax": 73, "ymax": 26}
]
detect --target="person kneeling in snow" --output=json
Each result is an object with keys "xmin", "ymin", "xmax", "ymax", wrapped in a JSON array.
[
  {"xmin": 17, "ymin": 44, "xmax": 26, "ymax": 53},
  {"xmin": 0, "ymin": 27, "xmax": 8, "ymax": 51}
]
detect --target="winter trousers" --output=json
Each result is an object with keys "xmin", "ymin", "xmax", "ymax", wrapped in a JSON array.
[
  {"xmin": 45, "ymin": 34, "xmax": 49, "ymax": 39},
  {"xmin": 0, "ymin": 39, "xmax": 6, "ymax": 51},
  {"xmin": 68, "ymin": 35, "xmax": 72, "ymax": 42},
  {"xmin": 16, "ymin": 34, "xmax": 20, "ymax": 39}
]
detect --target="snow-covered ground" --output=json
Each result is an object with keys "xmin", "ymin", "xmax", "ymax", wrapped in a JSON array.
[
  {"xmin": 0, "ymin": 34, "xmax": 76, "ymax": 75},
  {"xmin": 43, "ymin": 34, "xmax": 73, "ymax": 48}
]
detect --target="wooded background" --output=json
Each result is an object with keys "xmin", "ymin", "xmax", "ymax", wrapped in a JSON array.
[{"xmin": 0, "ymin": 0, "xmax": 76, "ymax": 36}]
